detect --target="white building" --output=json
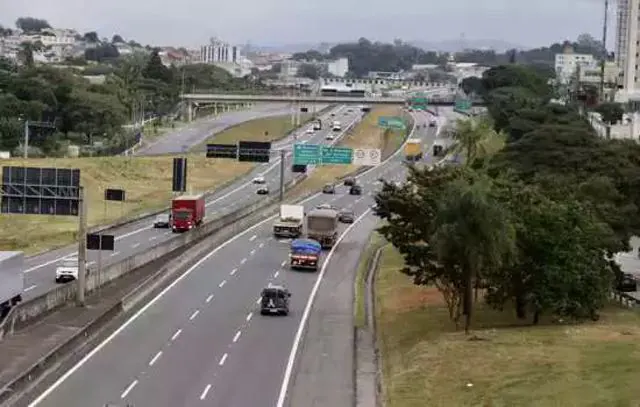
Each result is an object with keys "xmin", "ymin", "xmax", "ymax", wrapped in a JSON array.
[
  {"xmin": 616, "ymin": 0, "xmax": 640, "ymax": 93},
  {"xmin": 200, "ymin": 37, "xmax": 239, "ymax": 64},
  {"xmin": 554, "ymin": 46, "xmax": 597, "ymax": 84},
  {"xmin": 327, "ymin": 57, "xmax": 348, "ymax": 77}
]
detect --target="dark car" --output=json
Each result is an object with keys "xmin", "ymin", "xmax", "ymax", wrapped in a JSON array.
[
  {"xmin": 343, "ymin": 177, "xmax": 356, "ymax": 186},
  {"xmin": 153, "ymin": 213, "xmax": 171, "ymax": 228},
  {"xmin": 339, "ymin": 209, "xmax": 355, "ymax": 223},
  {"xmin": 257, "ymin": 187, "xmax": 269, "ymax": 195},
  {"xmin": 260, "ymin": 285, "xmax": 291, "ymax": 315},
  {"xmin": 617, "ymin": 273, "xmax": 637, "ymax": 292},
  {"xmin": 322, "ymin": 184, "xmax": 335, "ymax": 194},
  {"xmin": 349, "ymin": 185, "xmax": 362, "ymax": 195}
]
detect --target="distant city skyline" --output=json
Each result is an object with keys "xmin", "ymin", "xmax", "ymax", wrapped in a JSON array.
[{"xmin": 2, "ymin": 0, "xmax": 613, "ymax": 50}]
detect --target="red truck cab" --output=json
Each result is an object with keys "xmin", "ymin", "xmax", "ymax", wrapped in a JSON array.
[{"xmin": 171, "ymin": 194, "xmax": 205, "ymax": 232}]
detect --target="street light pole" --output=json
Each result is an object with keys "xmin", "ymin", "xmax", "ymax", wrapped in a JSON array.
[{"xmin": 23, "ymin": 119, "xmax": 29, "ymax": 158}]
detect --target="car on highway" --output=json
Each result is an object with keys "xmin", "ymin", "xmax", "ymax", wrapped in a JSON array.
[
  {"xmin": 316, "ymin": 203, "xmax": 337, "ymax": 210},
  {"xmin": 325, "ymin": 134, "xmax": 335, "ymax": 140},
  {"xmin": 330, "ymin": 112, "xmax": 336, "ymax": 117},
  {"xmin": 260, "ymin": 285, "xmax": 291, "ymax": 315},
  {"xmin": 617, "ymin": 273, "xmax": 637, "ymax": 292},
  {"xmin": 429, "ymin": 118, "xmax": 437, "ymax": 127},
  {"xmin": 55, "ymin": 256, "xmax": 89, "ymax": 283},
  {"xmin": 349, "ymin": 185, "xmax": 362, "ymax": 195},
  {"xmin": 343, "ymin": 177, "xmax": 355, "ymax": 186},
  {"xmin": 252, "ymin": 176, "xmax": 266, "ymax": 184},
  {"xmin": 306, "ymin": 127, "xmax": 315, "ymax": 134},
  {"xmin": 153, "ymin": 213, "xmax": 171, "ymax": 228},
  {"xmin": 256, "ymin": 186, "xmax": 269, "ymax": 195},
  {"xmin": 338, "ymin": 209, "xmax": 355, "ymax": 223},
  {"xmin": 322, "ymin": 184, "xmax": 335, "ymax": 194}
]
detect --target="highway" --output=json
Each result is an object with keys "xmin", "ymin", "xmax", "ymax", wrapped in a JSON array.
[
  {"xmin": 20, "ymin": 105, "xmax": 361, "ymax": 301},
  {"xmin": 23, "ymin": 108, "xmax": 456, "ymax": 407},
  {"xmin": 136, "ymin": 103, "xmax": 329, "ymax": 156}
]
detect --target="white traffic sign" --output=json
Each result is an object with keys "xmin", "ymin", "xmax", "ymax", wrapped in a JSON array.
[{"xmin": 352, "ymin": 148, "xmax": 381, "ymax": 166}]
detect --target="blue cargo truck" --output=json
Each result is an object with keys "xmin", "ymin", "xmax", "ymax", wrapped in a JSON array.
[{"xmin": 289, "ymin": 239, "xmax": 322, "ymax": 271}]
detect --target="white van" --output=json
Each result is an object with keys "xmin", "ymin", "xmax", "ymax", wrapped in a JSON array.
[{"xmin": 332, "ymin": 121, "xmax": 341, "ymax": 131}]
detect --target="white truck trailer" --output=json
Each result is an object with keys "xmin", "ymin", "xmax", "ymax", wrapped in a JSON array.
[
  {"xmin": 273, "ymin": 204, "xmax": 305, "ymax": 238},
  {"xmin": 0, "ymin": 251, "xmax": 24, "ymax": 315}
]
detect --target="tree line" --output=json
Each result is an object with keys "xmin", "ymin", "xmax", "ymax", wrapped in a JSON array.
[
  {"xmin": 289, "ymin": 34, "xmax": 603, "ymax": 78},
  {"xmin": 374, "ymin": 64, "xmax": 640, "ymax": 332}
]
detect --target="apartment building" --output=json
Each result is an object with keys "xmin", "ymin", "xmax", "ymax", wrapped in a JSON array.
[
  {"xmin": 615, "ymin": 0, "xmax": 640, "ymax": 94},
  {"xmin": 554, "ymin": 46, "xmax": 598, "ymax": 84}
]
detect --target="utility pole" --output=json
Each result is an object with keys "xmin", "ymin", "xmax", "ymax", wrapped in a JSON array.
[
  {"xmin": 77, "ymin": 187, "xmax": 88, "ymax": 306},
  {"xmin": 279, "ymin": 149, "xmax": 286, "ymax": 202},
  {"xmin": 600, "ymin": 0, "xmax": 609, "ymax": 100},
  {"xmin": 23, "ymin": 119, "xmax": 29, "ymax": 158}
]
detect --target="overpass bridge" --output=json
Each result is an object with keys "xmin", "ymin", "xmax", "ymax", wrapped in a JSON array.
[{"xmin": 180, "ymin": 93, "xmax": 485, "ymax": 120}]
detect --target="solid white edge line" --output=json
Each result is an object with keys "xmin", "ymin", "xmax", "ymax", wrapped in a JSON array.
[
  {"xmin": 27, "ymin": 110, "xmax": 427, "ymax": 406},
  {"xmin": 274, "ymin": 208, "xmax": 372, "ymax": 407}
]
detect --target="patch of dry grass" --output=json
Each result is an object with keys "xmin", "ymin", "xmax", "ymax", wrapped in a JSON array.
[
  {"xmin": 0, "ymin": 156, "xmax": 253, "ymax": 254},
  {"xmin": 205, "ymin": 113, "xmax": 313, "ymax": 145},
  {"xmin": 375, "ymin": 244, "xmax": 640, "ymax": 407}
]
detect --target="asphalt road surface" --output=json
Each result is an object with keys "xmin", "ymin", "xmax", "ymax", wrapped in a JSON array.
[
  {"xmin": 21, "ymin": 105, "xmax": 360, "ymax": 301},
  {"xmin": 136, "ymin": 103, "xmax": 330, "ymax": 156},
  {"xmin": 23, "ymin": 108, "xmax": 455, "ymax": 407}
]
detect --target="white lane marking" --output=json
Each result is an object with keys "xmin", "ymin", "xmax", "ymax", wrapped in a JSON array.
[
  {"xmin": 230, "ymin": 268, "xmax": 237, "ymax": 276},
  {"xmin": 26, "ymin": 111, "xmax": 418, "ymax": 406},
  {"xmin": 250, "ymin": 249, "xmax": 256, "ymax": 256},
  {"xmin": 259, "ymin": 242, "xmax": 264, "ymax": 248},
  {"xmin": 219, "ymin": 280, "xmax": 226, "ymax": 288},
  {"xmin": 148, "ymin": 351, "xmax": 162, "ymax": 366},
  {"xmin": 189, "ymin": 310, "xmax": 200, "ymax": 320},
  {"xmin": 256, "ymin": 296, "xmax": 261, "ymax": 304},
  {"xmin": 206, "ymin": 294, "xmax": 214, "ymax": 303},
  {"xmin": 233, "ymin": 330, "xmax": 241, "ymax": 343},
  {"xmin": 246, "ymin": 312, "xmax": 253, "ymax": 322},
  {"xmin": 132, "ymin": 243, "xmax": 140, "ymax": 248},
  {"xmin": 240, "ymin": 258, "xmax": 247, "ymax": 264},
  {"xmin": 275, "ymin": 209, "xmax": 372, "ymax": 407},
  {"xmin": 281, "ymin": 261, "xmax": 287, "ymax": 267},
  {"xmin": 249, "ymin": 235, "xmax": 257, "ymax": 241},
  {"xmin": 24, "ymin": 107, "xmax": 355, "ymax": 274},
  {"xmin": 110, "ymin": 251, "xmax": 120, "ymax": 257},
  {"xmin": 199, "ymin": 384, "xmax": 212, "ymax": 400},
  {"xmin": 171, "ymin": 329, "xmax": 182, "ymax": 341},
  {"xmin": 149, "ymin": 236, "xmax": 157, "ymax": 241},
  {"xmin": 219, "ymin": 353, "xmax": 228, "ymax": 366},
  {"xmin": 24, "ymin": 284, "xmax": 37, "ymax": 292},
  {"xmin": 274, "ymin": 271, "xmax": 279, "ymax": 278},
  {"xmin": 120, "ymin": 379, "xmax": 138, "ymax": 398}
]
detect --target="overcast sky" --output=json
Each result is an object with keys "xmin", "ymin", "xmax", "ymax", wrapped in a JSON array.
[{"xmin": 2, "ymin": 0, "xmax": 612, "ymax": 48}]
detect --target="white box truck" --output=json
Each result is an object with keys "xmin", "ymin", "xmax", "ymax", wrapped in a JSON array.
[
  {"xmin": 273, "ymin": 204, "xmax": 305, "ymax": 238},
  {"xmin": 0, "ymin": 251, "xmax": 24, "ymax": 315}
]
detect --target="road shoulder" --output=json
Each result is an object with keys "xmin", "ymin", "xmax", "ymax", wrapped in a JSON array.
[{"xmin": 286, "ymin": 214, "xmax": 378, "ymax": 407}]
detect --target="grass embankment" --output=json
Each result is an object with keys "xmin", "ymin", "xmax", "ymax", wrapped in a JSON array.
[
  {"xmin": 285, "ymin": 106, "xmax": 411, "ymax": 197},
  {"xmin": 375, "ymin": 244, "xmax": 640, "ymax": 407},
  {"xmin": 354, "ymin": 232, "xmax": 385, "ymax": 328}
]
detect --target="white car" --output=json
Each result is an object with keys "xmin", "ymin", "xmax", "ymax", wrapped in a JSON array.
[
  {"xmin": 306, "ymin": 127, "xmax": 315, "ymax": 134},
  {"xmin": 55, "ymin": 257, "xmax": 88, "ymax": 283},
  {"xmin": 325, "ymin": 134, "xmax": 335, "ymax": 140},
  {"xmin": 252, "ymin": 176, "xmax": 266, "ymax": 184}
]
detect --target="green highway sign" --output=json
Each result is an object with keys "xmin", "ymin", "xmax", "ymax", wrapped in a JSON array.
[
  {"xmin": 455, "ymin": 98, "xmax": 472, "ymax": 111},
  {"xmin": 378, "ymin": 116, "xmax": 406, "ymax": 130},
  {"xmin": 321, "ymin": 146, "xmax": 353, "ymax": 164},
  {"xmin": 410, "ymin": 97, "xmax": 428, "ymax": 105},
  {"xmin": 293, "ymin": 143, "xmax": 321, "ymax": 165}
]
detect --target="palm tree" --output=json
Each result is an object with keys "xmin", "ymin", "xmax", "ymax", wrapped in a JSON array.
[
  {"xmin": 446, "ymin": 116, "xmax": 506, "ymax": 166},
  {"xmin": 431, "ymin": 174, "xmax": 515, "ymax": 334}
]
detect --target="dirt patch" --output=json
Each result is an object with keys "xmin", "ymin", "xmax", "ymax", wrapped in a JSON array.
[{"xmin": 374, "ymin": 243, "xmax": 640, "ymax": 407}]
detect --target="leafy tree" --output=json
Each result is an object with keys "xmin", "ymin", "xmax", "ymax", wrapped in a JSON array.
[
  {"xmin": 0, "ymin": 25, "xmax": 13, "ymax": 36},
  {"xmin": 291, "ymin": 50, "xmax": 326, "ymax": 61},
  {"xmin": 84, "ymin": 44, "xmax": 119, "ymax": 62},
  {"xmin": 15, "ymin": 17, "xmax": 51, "ymax": 33},
  {"xmin": 459, "ymin": 76, "xmax": 483, "ymax": 95},
  {"xmin": 297, "ymin": 63, "xmax": 321, "ymax": 79},
  {"xmin": 447, "ymin": 116, "xmax": 505, "ymax": 165},
  {"xmin": 482, "ymin": 65, "xmax": 552, "ymax": 98},
  {"xmin": 143, "ymin": 49, "xmax": 172, "ymax": 83},
  {"xmin": 485, "ymin": 86, "xmax": 542, "ymax": 133},
  {"xmin": 17, "ymin": 41, "xmax": 44, "ymax": 68},
  {"xmin": 112, "ymin": 34, "xmax": 125, "ymax": 43},
  {"xmin": 595, "ymin": 102, "xmax": 624, "ymax": 139},
  {"xmin": 83, "ymin": 31, "xmax": 99, "ymax": 43}
]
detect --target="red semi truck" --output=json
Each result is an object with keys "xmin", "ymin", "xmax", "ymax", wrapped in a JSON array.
[{"xmin": 171, "ymin": 194, "xmax": 205, "ymax": 232}]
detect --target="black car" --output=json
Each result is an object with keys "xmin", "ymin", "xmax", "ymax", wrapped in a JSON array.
[
  {"xmin": 617, "ymin": 273, "xmax": 637, "ymax": 292},
  {"xmin": 322, "ymin": 184, "xmax": 335, "ymax": 194},
  {"xmin": 339, "ymin": 210, "xmax": 355, "ymax": 223},
  {"xmin": 343, "ymin": 177, "xmax": 355, "ymax": 186},
  {"xmin": 257, "ymin": 187, "xmax": 269, "ymax": 195},
  {"xmin": 260, "ymin": 285, "xmax": 291, "ymax": 315},
  {"xmin": 349, "ymin": 185, "xmax": 362, "ymax": 195}
]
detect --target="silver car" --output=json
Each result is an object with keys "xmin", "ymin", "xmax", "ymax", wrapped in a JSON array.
[{"xmin": 153, "ymin": 214, "xmax": 171, "ymax": 228}]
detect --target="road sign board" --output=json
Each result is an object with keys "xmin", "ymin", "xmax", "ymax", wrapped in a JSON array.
[
  {"xmin": 293, "ymin": 143, "xmax": 321, "ymax": 165},
  {"xmin": 321, "ymin": 146, "xmax": 353, "ymax": 164},
  {"xmin": 352, "ymin": 148, "xmax": 381, "ymax": 166},
  {"xmin": 378, "ymin": 116, "xmax": 406, "ymax": 130},
  {"xmin": 455, "ymin": 98, "xmax": 472, "ymax": 111}
]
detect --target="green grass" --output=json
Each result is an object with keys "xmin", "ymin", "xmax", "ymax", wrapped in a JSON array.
[
  {"xmin": 354, "ymin": 232, "xmax": 385, "ymax": 328},
  {"xmin": 375, "ymin": 243, "xmax": 640, "ymax": 407},
  {"xmin": 202, "ymin": 114, "xmax": 312, "ymax": 146}
]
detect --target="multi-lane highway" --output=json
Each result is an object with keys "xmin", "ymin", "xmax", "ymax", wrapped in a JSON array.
[
  {"xmin": 137, "ymin": 103, "xmax": 326, "ymax": 156},
  {"xmin": 22, "ymin": 108, "xmax": 456, "ymax": 407},
  {"xmin": 20, "ymin": 105, "xmax": 362, "ymax": 300}
]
